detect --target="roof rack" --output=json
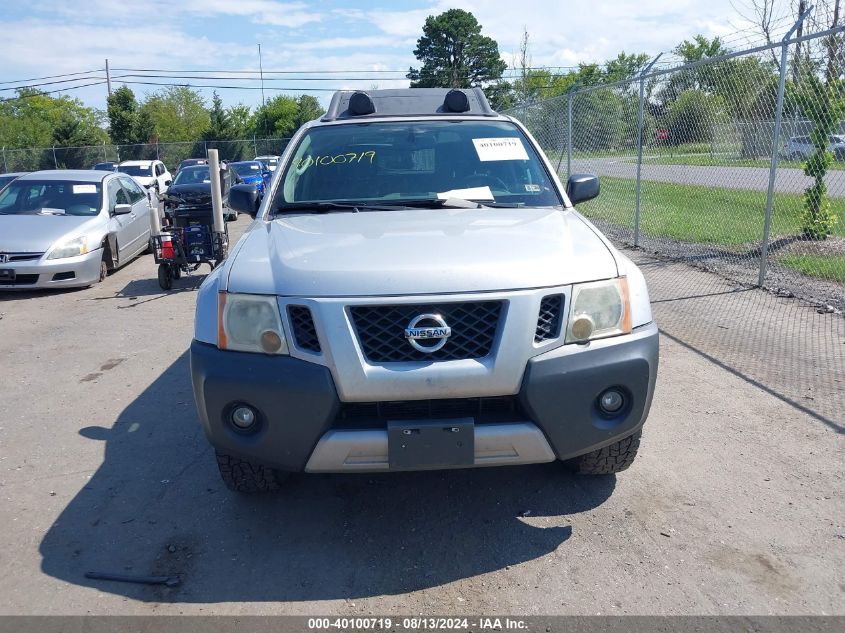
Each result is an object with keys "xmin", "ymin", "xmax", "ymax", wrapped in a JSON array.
[{"xmin": 321, "ymin": 88, "xmax": 496, "ymax": 122}]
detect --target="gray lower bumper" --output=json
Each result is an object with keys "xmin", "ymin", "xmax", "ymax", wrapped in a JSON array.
[{"xmin": 305, "ymin": 422, "xmax": 556, "ymax": 472}]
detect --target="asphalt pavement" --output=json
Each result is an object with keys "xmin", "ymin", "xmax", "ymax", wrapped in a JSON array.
[
  {"xmin": 0, "ymin": 216, "xmax": 842, "ymax": 616},
  {"xmin": 574, "ymin": 157, "xmax": 845, "ymax": 197}
]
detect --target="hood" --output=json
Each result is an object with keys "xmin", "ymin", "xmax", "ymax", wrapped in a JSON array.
[
  {"xmin": 239, "ymin": 174, "xmax": 263, "ymax": 183},
  {"xmin": 164, "ymin": 183, "xmax": 214, "ymax": 208},
  {"xmin": 0, "ymin": 214, "xmax": 102, "ymax": 254},
  {"xmin": 132, "ymin": 176, "xmax": 154, "ymax": 187},
  {"xmin": 227, "ymin": 207, "xmax": 618, "ymax": 297}
]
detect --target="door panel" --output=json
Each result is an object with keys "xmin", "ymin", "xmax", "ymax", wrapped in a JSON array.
[{"xmin": 106, "ymin": 178, "xmax": 133, "ymax": 263}]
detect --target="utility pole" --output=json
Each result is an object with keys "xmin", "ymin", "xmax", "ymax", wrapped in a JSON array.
[
  {"xmin": 633, "ymin": 53, "xmax": 662, "ymax": 247},
  {"xmin": 258, "ymin": 44, "xmax": 267, "ymax": 137},
  {"xmin": 105, "ymin": 58, "xmax": 112, "ymax": 97}
]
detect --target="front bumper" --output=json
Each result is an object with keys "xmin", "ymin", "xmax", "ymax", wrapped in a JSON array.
[
  {"xmin": 0, "ymin": 248, "xmax": 103, "ymax": 290},
  {"xmin": 190, "ymin": 323, "xmax": 658, "ymax": 473}
]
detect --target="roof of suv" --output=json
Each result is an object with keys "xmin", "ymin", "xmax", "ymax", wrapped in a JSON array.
[{"xmin": 321, "ymin": 87, "xmax": 496, "ymax": 122}]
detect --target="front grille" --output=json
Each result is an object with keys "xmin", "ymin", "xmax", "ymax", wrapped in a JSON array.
[
  {"xmin": 1, "ymin": 252, "xmax": 44, "ymax": 262},
  {"xmin": 288, "ymin": 306, "xmax": 321, "ymax": 352},
  {"xmin": 335, "ymin": 396, "xmax": 525, "ymax": 428},
  {"xmin": 535, "ymin": 294, "xmax": 565, "ymax": 342},
  {"xmin": 52, "ymin": 271, "xmax": 76, "ymax": 281},
  {"xmin": 350, "ymin": 301, "xmax": 502, "ymax": 362},
  {"xmin": 0, "ymin": 274, "xmax": 38, "ymax": 286}
]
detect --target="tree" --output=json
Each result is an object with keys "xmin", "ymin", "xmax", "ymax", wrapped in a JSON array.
[
  {"xmin": 291, "ymin": 95, "xmax": 324, "ymax": 131},
  {"xmin": 406, "ymin": 9, "xmax": 507, "ymax": 89},
  {"xmin": 139, "ymin": 86, "xmax": 209, "ymax": 142},
  {"xmin": 227, "ymin": 104, "xmax": 253, "ymax": 138},
  {"xmin": 253, "ymin": 95, "xmax": 299, "ymax": 138},
  {"xmin": 107, "ymin": 86, "xmax": 139, "ymax": 146}
]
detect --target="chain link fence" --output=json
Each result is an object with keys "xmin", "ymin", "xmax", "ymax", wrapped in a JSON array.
[
  {"xmin": 1, "ymin": 138, "xmax": 291, "ymax": 173},
  {"xmin": 506, "ymin": 25, "xmax": 845, "ymax": 427}
]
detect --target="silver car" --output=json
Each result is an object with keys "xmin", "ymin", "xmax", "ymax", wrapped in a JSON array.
[
  {"xmin": 192, "ymin": 88, "xmax": 658, "ymax": 493},
  {"xmin": 0, "ymin": 170, "xmax": 154, "ymax": 289},
  {"xmin": 784, "ymin": 134, "xmax": 845, "ymax": 160}
]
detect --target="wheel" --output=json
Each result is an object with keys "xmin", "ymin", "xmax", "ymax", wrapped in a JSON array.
[
  {"xmin": 173, "ymin": 266, "xmax": 182, "ymax": 280},
  {"xmin": 569, "ymin": 430, "xmax": 642, "ymax": 475},
  {"xmin": 215, "ymin": 451, "xmax": 288, "ymax": 493},
  {"xmin": 157, "ymin": 263, "xmax": 173, "ymax": 290},
  {"xmin": 98, "ymin": 256, "xmax": 108, "ymax": 283}
]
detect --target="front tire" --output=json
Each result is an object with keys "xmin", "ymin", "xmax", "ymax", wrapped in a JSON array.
[
  {"xmin": 215, "ymin": 451, "xmax": 288, "ymax": 493},
  {"xmin": 570, "ymin": 430, "xmax": 642, "ymax": 475},
  {"xmin": 157, "ymin": 263, "xmax": 173, "ymax": 290}
]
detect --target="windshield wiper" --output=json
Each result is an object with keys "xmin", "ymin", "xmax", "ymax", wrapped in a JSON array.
[{"xmin": 273, "ymin": 201, "xmax": 403, "ymax": 214}]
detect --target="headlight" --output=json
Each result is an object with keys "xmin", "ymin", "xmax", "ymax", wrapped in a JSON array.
[
  {"xmin": 47, "ymin": 236, "xmax": 88, "ymax": 260},
  {"xmin": 218, "ymin": 293, "xmax": 288, "ymax": 355},
  {"xmin": 565, "ymin": 277, "xmax": 631, "ymax": 343}
]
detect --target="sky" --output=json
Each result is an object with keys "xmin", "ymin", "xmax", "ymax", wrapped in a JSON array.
[{"xmin": 0, "ymin": 0, "xmax": 781, "ymax": 113}]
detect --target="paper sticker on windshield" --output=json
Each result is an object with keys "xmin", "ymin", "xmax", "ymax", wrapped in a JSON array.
[
  {"xmin": 524, "ymin": 184, "xmax": 541, "ymax": 192},
  {"xmin": 437, "ymin": 186, "xmax": 494, "ymax": 201},
  {"xmin": 472, "ymin": 137, "xmax": 529, "ymax": 162},
  {"xmin": 73, "ymin": 184, "xmax": 97, "ymax": 194}
]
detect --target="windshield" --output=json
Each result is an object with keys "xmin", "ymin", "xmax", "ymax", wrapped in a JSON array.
[
  {"xmin": 275, "ymin": 120, "xmax": 561, "ymax": 210},
  {"xmin": 93, "ymin": 163, "xmax": 115, "ymax": 171},
  {"xmin": 259, "ymin": 157, "xmax": 278, "ymax": 167},
  {"xmin": 0, "ymin": 175, "xmax": 18, "ymax": 190},
  {"xmin": 231, "ymin": 162, "xmax": 262, "ymax": 177},
  {"xmin": 118, "ymin": 164, "xmax": 152, "ymax": 177},
  {"xmin": 0, "ymin": 180, "xmax": 102, "ymax": 216},
  {"xmin": 172, "ymin": 166, "xmax": 210, "ymax": 185}
]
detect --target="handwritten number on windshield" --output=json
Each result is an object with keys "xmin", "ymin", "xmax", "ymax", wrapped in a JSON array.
[{"xmin": 297, "ymin": 150, "xmax": 376, "ymax": 170}]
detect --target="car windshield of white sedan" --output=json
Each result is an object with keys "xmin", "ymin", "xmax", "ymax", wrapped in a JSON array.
[
  {"xmin": 118, "ymin": 165, "xmax": 152, "ymax": 176},
  {"xmin": 275, "ymin": 121, "xmax": 562, "ymax": 209},
  {"xmin": 0, "ymin": 180, "xmax": 102, "ymax": 216}
]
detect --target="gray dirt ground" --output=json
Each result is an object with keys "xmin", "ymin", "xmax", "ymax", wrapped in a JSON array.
[{"xmin": 0, "ymin": 217, "xmax": 842, "ymax": 616}]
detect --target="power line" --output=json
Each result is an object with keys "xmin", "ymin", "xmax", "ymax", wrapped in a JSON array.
[
  {"xmin": 0, "ymin": 75, "xmax": 105, "ymax": 92},
  {"xmin": 0, "ymin": 68, "xmax": 103, "ymax": 86},
  {"xmin": 0, "ymin": 80, "xmax": 107, "ymax": 102},
  {"xmin": 120, "ymin": 80, "xmax": 341, "ymax": 91}
]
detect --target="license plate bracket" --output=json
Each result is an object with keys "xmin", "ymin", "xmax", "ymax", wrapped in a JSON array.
[
  {"xmin": 0, "ymin": 269, "xmax": 16, "ymax": 282},
  {"xmin": 388, "ymin": 418, "xmax": 474, "ymax": 470}
]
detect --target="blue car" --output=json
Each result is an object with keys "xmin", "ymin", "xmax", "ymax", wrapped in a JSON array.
[{"xmin": 229, "ymin": 161, "xmax": 271, "ymax": 197}]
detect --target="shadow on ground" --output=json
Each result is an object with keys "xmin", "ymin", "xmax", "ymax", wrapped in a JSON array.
[{"xmin": 40, "ymin": 352, "xmax": 612, "ymax": 603}]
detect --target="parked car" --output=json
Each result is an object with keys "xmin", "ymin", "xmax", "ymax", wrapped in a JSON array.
[
  {"xmin": 118, "ymin": 159, "xmax": 172, "ymax": 194},
  {"xmin": 0, "ymin": 170, "xmax": 154, "ymax": 289},
  {"xmin": 0, "ymin": 172, "xmax": 27, "ymax": 191},
  {"xmin": 176, "ymin": 158, "xmax": 208, "ymax": 173},
  {"xmin": 229, "ymin": 160, "xmax": 271, "ymax": 197},
  {"xmin": 254, "ymin": 155, "xmax": 279, "ymax": 171},
  {"xmin": 192, "ymin": 88, "xmax": 658, "ymax": 493},
  {"xmin": 162, "ymin": 163, "xmax": 241, "ymax": 223},
  {"xmin": 92, "ymin": 162, "xmax": 118, "ymax": 172},
  {"xmin": 784, "ymin": 135, "xmax": 845, "ymax": 161}
]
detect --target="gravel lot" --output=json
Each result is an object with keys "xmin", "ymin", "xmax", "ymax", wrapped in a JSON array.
[{"xmin": 0, "ymin": 216, "xmax": 842, "ymax": 616}]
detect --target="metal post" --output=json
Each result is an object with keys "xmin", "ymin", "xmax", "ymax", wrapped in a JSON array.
[
  {"xmin": 2, "ymin": 146, "xmax": 6, "ymax": 172},
  {"xmin": 207, "ymin": 149, "xmax": 226, "ymax": 234},
  {"xmin": 204, "ymin": 141, "xmax": 208, "ymax": 158},
  {"xmin": 156, "ymin": 142, "xmax": 160, "ymax": 160},
  {"xmin": 634, "ymin": 54, "xmax": 662, "ymax": 247},
  {"xmin": 52, "ymin": 146, "xmax": 58, "ymax": 169},
  {"xmin": 567, "ymin": 91, "xmax": 573, "ymax": 179},
  {"xmin": 105, "ymin": 58, "xmax": 112, "ymax": 97},
  {"xmin": 759, "ymin": 5, "xmax": 813, "ymax": 286},
  {"xmin": 102, "ymin": 142, "xmax": 106, "ymax": 161},
  {"xmin": 253, "ymin": 134, "xmax": 258, "ymax": 157}
]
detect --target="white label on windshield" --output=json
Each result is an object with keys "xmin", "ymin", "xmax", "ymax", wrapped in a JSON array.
[
  {"xmin": 73, "ymin": 184, "xmax": 97, "ymax": 194},
  {"xmin": 249, "ymin": 165, "xmax": 259, "ymax": 170},
  {"xmin": 472, "ymin": 137, "xmax": 529, "ymax": 161},
  {"xmin": 437, "ymin": 186, "xmax": 494, "ymax": 201}
]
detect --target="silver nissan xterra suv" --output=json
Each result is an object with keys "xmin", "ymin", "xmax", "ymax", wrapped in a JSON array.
[{"xmin": 191, "ymin": 88, "xmax": 658, "ymax": 493}]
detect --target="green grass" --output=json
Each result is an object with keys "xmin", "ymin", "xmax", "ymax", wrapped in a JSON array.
[
  {"xmin": 640, "ymin": 154, "xmax": 845, "ymax": 171},
  {"xmin": 577, "ymin": 176, "xmax": 845, "ymax": 245},
  {"xmin": 779, "ymin": 255, "xmax": 845, "ymax": 283}
]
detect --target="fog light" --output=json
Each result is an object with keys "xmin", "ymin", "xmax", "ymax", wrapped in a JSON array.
[
  {"xmin": 571, "ymin": 315, "xmax": 595, "ymax": 341},
  {"xmin": 598, "ymin": 389, "xmax": 625, "ymax": 415},
  {"xmin": 231, "ymin": 405, "xmax": 257, "ymax": 429},
  {"xmin": 260, "ymin": 330, "xmax": 283, "ymax": 353}
]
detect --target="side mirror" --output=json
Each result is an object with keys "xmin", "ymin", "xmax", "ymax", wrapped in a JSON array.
[
  {"xmin": 113, "ymin": 203, "xmax": 132, "ymax": 215},
  {"xmin": 566, "ymin": 173, "xmax": 600, "ymax": 205},
  {"xmin": 228, "ymin": 183, "xmax": 260, "ymax": 218},
  {"xmin": 164, "ymin": 180, "xmax": 172, "ymax": 186},
  {"xmin": 262, "ymin": 171, "xmax": 271, "ymax": 180}
]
